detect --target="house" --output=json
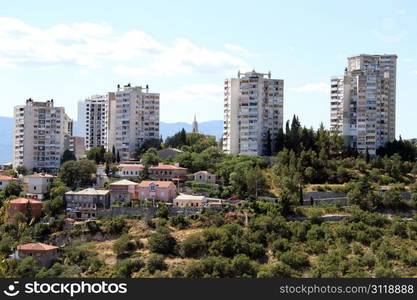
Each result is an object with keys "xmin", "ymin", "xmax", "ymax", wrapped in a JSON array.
[
  {"xmin": 156, "ymin": 148, "xmax": 183, "ymax": 160},
  {"xmin": 137, "ymin": 181, "xmax": 177, "ymax": 202},
  {"xmin": 194, "ymin": 171, "xmax": 216, "ymax": 184},
  {"xmin": 14, "ymin": 243, "xmax": 58, "ymax": 267},
  {"xmin": 109, "ymin": 179, "xmax": 138, "ymax": 204},
  {"xmin": 0, "ymin": 175, "xmax": 17, "ymax": 191},
  {"xmin": 118, "ymin": 164, "xmax": 144, "ymax": 178},
  {"xmin": 96, "ymin": 166, "xmax": 108, "ymax": 186},
  {"xmin": 7, "ymin": 198, "xmax": 43, "ymax": 219},
  {"xmin": 65, "ymin": 188, "xmax": 110, "ymax": 220},
  {"xmin": 149, "ymin": 163, "xmax": 187, "ymax": 182},
  {"xmin": 173, "ymin": 194, "xmax": 206, "ymax": 207},
  {"xmin": 23, "ymin": 173, "xmax": 55, "ymax": 200}
]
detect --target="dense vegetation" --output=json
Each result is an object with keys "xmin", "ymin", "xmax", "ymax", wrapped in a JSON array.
[{"xmin": 0, "ymin": 115, "xmax": 416, "ymax": 278}]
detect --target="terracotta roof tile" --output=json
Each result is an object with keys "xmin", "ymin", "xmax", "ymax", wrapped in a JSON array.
[
  {"xmin": 17, "ymin": 243, "xmax": 58, "ymax": 251},
  {"xmin": 149, "ymin": 164, "xmax": 186, "ymax": 170},
  {"xmin": 138, "ymin": 181, "xmax": 175, "ymax": 188},
  {"xmin": 9, "ymin": 198, "xmax": 43, "ymax": 204}
]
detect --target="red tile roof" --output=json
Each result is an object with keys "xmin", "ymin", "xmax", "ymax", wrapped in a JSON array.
[
  {"xmin": 122, "ymin": 165, "xmax": 144, "ymax": 170},
  {"xmin": 138, "ymin": 181, "xmax": 175, "ymax": 188},
  {"xmin": 0, "ymin": 175, "xmax": 14, "ymax": 181},
  {"xmin": 17, "ymin": 243, "xmax": 58, "ymax": 251},
  {"xmin": 9, "ymin": 198, "xmax": 43, "ymax": 204},
  {"xmin": 149, "ymin": 164, "xmax": 186, "ymax": 170},
  {"xmin": 26, "ymin": 174, "xmax": 55, "ymax": 178}
]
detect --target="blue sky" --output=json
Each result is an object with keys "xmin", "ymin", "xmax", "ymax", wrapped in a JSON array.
[{"xmin": 1, "ymin": 0, "xmax": 416, "ymax": 138}]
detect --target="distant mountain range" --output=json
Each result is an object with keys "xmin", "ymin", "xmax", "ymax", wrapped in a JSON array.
[{"xmin": 0, "ymin": 117, "xmax": 223, "ymax": 164}]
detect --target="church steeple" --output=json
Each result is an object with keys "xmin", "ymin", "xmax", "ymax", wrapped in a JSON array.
[{"xmin": 192, "ymin": 114, "xmax": 199, "ymax": 133}]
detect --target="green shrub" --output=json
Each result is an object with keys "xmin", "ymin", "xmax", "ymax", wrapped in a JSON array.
[
  {"xmin": 113, "ymin": 234, "xmax": 141, "ymax": 256},
  {"xmin": 257, "ymin": 262, "xmax": 295, "ymax": 278},
  {"xmin": 115, "ymin": 258, "xmax": 143, "ymax": 278},
  {"xmin": 146, "ymin": 254, "xmax": 167, "ymax": 274},
  {"xmin": 180, "ymin": 234, "xmax": 206, "ymax": 258},
  {"xmin": 279, "ymin": 251, "xmax": 310, "ymax": 269},
  {"xmin": 148, "ymin": 229, "xmax": 177, "ymax": 254}
]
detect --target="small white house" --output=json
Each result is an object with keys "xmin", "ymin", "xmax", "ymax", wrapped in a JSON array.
[
  {"xmin": 194, "ymin": 171, "xmax": 216, "ymax": 184},
  {"xmin": 118, "ymin": 164, "xmax": 144, "ymax": 178},
  {"xmin": 0, "ymin": 175, "xmax": 17, "ymax": 191},
  {"xmin": 23, "ymin": 174, "xmax": 55, "ymax": 200}
]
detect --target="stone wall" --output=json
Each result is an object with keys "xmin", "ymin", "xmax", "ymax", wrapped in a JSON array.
[{"xmin": 97, "ymin": 205, "xmax": 223, "ymax": 219}]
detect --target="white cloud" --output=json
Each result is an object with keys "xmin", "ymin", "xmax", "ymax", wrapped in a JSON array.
[
  {"xmin": 409, "ymin": 71, "xmax": 417, "ymax": 75},
  {"xmin": 373, "ymin": 17, "xmax": 408, "ymax": 43},
  {"xmin": 292, "ymin": 82, "xmax": 329, "ymax": 94},
  {"xmin": 0, "ymin": 17, "xmax": 249, "ymax": 75},
  {"xmin": 223, "ymin": 43, "xmax": 256, "ymax": 57},
  {"xmin": 115, "ymin": 39, "xmax": 249, "ymax": 76},
  {"xmin": 162, "ymin": 84, "xmax": 223, "ymax": 104}
]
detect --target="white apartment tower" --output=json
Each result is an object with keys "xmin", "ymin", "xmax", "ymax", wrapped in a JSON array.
[
  {"xmin": 330, "ymin": 54, "xmax": 397, "ymax": 155},
  {"xmin": 107, "ymin": 84, "xmax": 160, "ymax": 160},
  {"xmin": 79, "ymin": 94, "xmax": 115, "ymax": 150},
  {"xmin": 13, "ymin": 99, "xmax": 72, "ymax": 172},
  {"xmin": 222, "ymin": 70, "xmax": 284, "ymax": 155}
]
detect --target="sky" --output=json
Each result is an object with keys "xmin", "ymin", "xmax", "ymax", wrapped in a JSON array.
[{"xmin": 0, "ymin": 0, "xmax": 416, "ymax": 138}]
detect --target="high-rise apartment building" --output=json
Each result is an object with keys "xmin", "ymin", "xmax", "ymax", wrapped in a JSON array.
[
  {"xmin": 222, "ymin": 70, "xmax": 284, "ymax": 155},
  {"xmin": 330, "ymin": 54, "xmax": 397, "ymax": 155},
  {"xmin": 13, "ymin": 99, "xmax": 72, "ymax": 172},
  {"xmin": 107, "ymin": 84, "xmax": 160, "ymax": 161},
  {"xmin": 78, "ymin": 94, "xmax": 115, "ymax": 150}
]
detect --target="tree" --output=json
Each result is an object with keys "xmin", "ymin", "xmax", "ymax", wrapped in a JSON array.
[
  {"xmin": 15, "ymin": 257, "xmax": 38, "ymax": 277},
  {"xmin": 377, "ymin": 138, "xmax": 417, "ymax": 162},
  {"xmin": 86, "ymin": 147, "xmax": 104, "ymax": 164},
  {"xmin": 44, "ymin": 197, "xmax": 65, "ymax": 217},
  {"xmin": 58, "ymin": 160, "xmax": 96, "ymax": 189},
  {"xmin": 165, "ymin": 128, "xmax": 188, "ymax": 149},
  {"xmin": 4, "ymin": 182, "xmax": 22, "ymax": 198},
  {"xmin": 382, "ymin": 189, "xmax": 403, "ymax": 210},
  {"xmin": 231, "ymin": 254, "xmax": 258, "ymax": 277},
  {"xmin": 116, "ymin": 151, "xmax": 121, "ymax": 163},
  {"xmin": 141, "ymin": 148, "xmax": 160, "ymax": 166},
  {"xmin": 180, "ymin": 234, "xmax": 206, "ymax": 258},
  {"xmin": 61, "ymin": 150, "xmax": 76, "ymax": 163},
  {"xmin": 50, "ymin": 179, "xmax": 69, "ymax": 200},
  {"xmin": 112, "ymin": 146, "xmax": 117, "ymax": 163},
  {"xmin": 148, "ymin": 228, "xmax": 176, "ymax": 254},
  {"xmin": 246, "ymin": 166, "xmax": 267, "ymax": 199},
  {"xmin": 136, "ymin": 139, "xmax": 162, "ymax": 158},
  {"xmin": 16, "ymin": 165, "xmax": 28, "ymax": 176},
  {"xmin": 108, "ymin": 216, "xmax": 126, "ymax": 234}
]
